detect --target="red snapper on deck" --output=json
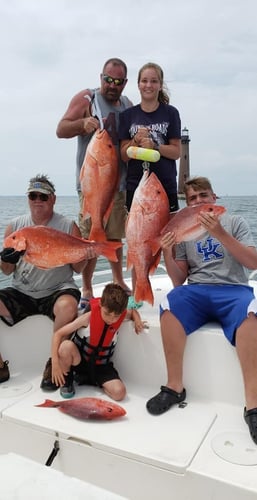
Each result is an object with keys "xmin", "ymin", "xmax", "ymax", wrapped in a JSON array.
[
  {"xmin": 36, "ymin": 397, "xmax": 126, "ymax": 421},
  {"xmin": 79, "ymin": 129, "xmax": 119, "ymax": 242}
]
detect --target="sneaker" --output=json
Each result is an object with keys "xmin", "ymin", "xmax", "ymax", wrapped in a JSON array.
[
  {"xmin": 78, "ymin": 297, "xmax": 91, "ymax": 312},
  {"xmin": 60, "ymin": 371, "xmax": 75, "ymax": 399},
  {"xmin": 40, "ymin": 358, "xmax": 58, "ymax": 391},
  {"xmin": 0, "ymin": 360, "xmax": 10, "ymax": 383}
]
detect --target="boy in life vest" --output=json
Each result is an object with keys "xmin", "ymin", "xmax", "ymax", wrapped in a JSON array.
[{"xmin": 50, "ymin": 283, "xmax": 147, "ymax": 399}]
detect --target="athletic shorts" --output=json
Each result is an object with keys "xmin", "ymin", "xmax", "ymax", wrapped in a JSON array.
[
  {"xmin": 0, "ymin": 287, "xmax": 81, "ymax": 326},
  {"xmin": 160, "ymin": 284, "xmax": 256, "ymax": 345},
  {"xmin": 73, "ymin": 356, "xmax": 120, "ymax": 388},
  {"xmin": 78, "ymin": 191, "xmax": 127, "ymax": 240}
]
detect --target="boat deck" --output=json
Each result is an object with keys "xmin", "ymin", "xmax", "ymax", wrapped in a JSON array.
[{"xmin": 1, "ymin": 275, "xmax": 257, "ymax": 499}]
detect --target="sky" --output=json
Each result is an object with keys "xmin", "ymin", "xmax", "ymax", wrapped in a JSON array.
[{"xmin": 1, "ymin": 0, "xmax": 257, "ymax": 196}]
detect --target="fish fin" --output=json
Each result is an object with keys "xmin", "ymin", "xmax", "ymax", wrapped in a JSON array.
[
  {"xmin": 149, "ymin": 251, "xmax": 161, "ymax": 275},
  {"xmin": 35, "ymin": 399, "xmax": 57, "ymax": 408},
  {"xmin": 81, "ymin": 196, "xmax": 91, "ymax": 221},
  {"xmin": 126, "ymin": 252, "xmax": 133, "ymax": 271},
  {"xmin": 134, "ymin": 279, "xmax": 154, "ymax": 305},
  {"xmin": 148, "ymin": 237, "xmax": 161, "ymax": 257},
  {"xmin": 102, "ymin": 200, "xmax": 115, "ymax": 227},
  {"xmin": 99, "ymin": 241, "xmax": 122, "ymax": 262},
  {"xmin": 15, "ymin": 236, "xmax": 27, "ymax": 252}
]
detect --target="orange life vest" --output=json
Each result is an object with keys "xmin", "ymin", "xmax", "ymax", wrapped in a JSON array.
[{"xmin": 74, "ymin": 298, "xmax": 127, "ymax": 364}]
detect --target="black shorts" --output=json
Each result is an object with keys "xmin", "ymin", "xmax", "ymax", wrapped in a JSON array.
[
  {"xmin": 73, "ymin": 356, "xmax": 120, "ymax": 388},
  {"xmin": 0, "ymin": 287, "xmax": 81, "ymax": 325}
]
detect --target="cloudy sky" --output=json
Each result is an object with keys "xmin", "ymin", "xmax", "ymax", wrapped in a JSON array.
[{"xmin": 1, "ymin": 0, "xmax": 257, "ymax": 196}]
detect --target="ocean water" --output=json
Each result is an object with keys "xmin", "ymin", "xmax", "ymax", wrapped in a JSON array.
[{"xmin": 0, "ymin": 195, "xmax": 257, "ymax": 289}]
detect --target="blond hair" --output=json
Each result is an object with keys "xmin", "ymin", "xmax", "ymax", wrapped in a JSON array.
[{"xmin": 184, "ymin": 176, "xmax": 214, "ymax": 195}]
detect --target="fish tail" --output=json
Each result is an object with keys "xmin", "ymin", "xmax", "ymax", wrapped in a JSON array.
[
  {"xmin": 134, "ymin": 280, "xmax": 154, "ymax": 305},
  {"xmin": 35, "ymin": 399, "xmax": 58, "ymax": 408},
  {"xmin": 99, "ymin": 241, "xmax": 122, "ymax": 262}
]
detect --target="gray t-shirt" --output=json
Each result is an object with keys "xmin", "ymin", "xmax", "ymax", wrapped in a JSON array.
[
  {"xmin": 10, "ymin": 212, "xmax": 79, "ymax": 298},
  {"xmin": 175, "ymin": 213, "xmax": 255, "ymax": 285}
]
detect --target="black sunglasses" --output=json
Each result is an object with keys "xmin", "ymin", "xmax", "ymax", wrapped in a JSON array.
[
  {"xmin": 28, "ymin": 192, "xmax": 50, "ymax": 201},
  {"xmin": 102, "ymin": 74, "xmax": 126, "ymax": 86}
]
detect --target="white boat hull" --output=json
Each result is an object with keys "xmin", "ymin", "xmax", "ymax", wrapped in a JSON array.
[{"xmin": 1, "ymin": 274, "xmax": 257, "ymax": 499}]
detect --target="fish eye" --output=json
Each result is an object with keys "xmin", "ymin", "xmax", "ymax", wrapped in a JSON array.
[{"xmin": 107, "ymin": 407, "xmax": 113, "ymax": 413}]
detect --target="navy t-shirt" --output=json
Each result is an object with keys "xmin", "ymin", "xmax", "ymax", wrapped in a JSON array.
[{"xmin": 119, "ymin": 103, "xmax": 181, "ymax": 198}]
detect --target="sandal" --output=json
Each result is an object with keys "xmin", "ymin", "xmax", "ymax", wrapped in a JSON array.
[
  {"xmin": 244, "ymin": 407, "xmax": 257, "ymax": 444},
  {"xmin": 146, "ymin": 386, "xmax": 186, "ymax": 415}
]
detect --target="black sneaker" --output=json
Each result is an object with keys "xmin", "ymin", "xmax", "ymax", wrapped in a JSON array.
[
  {"xmin": 0, "ymin": 360, "xmax": 10, "ymax": 383},
  {"xmin": 60, "ymin": 371, "xmax": 75, "ymax": 399},
  {"xmin": 40, "ymin": 358, "xmax": 58, "ymax": 391}
]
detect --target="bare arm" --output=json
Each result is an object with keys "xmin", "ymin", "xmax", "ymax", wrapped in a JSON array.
[
  {"xmin": 158, "ymin": 137, "xmax": 181, "ymax": 161},
  {"xmin": 0, "ymin": 224, "xmax": 17, "ymax": 275},
  {"xmin": 56, "ymin": 90, "xmax": 99, "ymax": 138},
  {"xmin": 126, "ymin": 308, "xmax": 148, "ymax": 334},
  {"xmin": 51, "ymin": 312, "xmax": 90, "ymax": 386},
  {"xmin": 199, "ymin": 212, "xmax": 257, "ymax": 269}
]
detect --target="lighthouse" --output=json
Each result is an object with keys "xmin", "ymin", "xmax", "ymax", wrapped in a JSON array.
[{"xmin": 178, "ymin": 126, "xmax": 190, "ymax": 199}]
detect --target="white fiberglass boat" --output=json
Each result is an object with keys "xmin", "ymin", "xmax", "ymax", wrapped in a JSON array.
[{"xmin": 1, "ymin": 268, "xmax": 257, "ymax": 500}]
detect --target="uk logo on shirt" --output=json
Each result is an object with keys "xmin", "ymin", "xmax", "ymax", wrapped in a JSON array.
[{"xmin": 196, "ymin": 238, "xmax": 224, "ymax": 262}]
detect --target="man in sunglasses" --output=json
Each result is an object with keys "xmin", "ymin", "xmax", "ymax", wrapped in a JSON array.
[
  {"xmin": 56, "ymin": 57, "xmax": 132, "ymax": 310},
  {"xmin": 0, "ymin": 174, "xmax": 95, "ymax": 389}
]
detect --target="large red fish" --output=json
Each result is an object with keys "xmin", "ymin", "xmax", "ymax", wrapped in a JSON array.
[
  {"xmin": 35, "ymin": 397, "xmax": 126, "ymax": 420},
  {"xmin": 150, "ymin": 204, "xmax": 226, "ymax": 256},
  {"xmin": 126, "ymin": 171, "xmax": 170, "ymax": 305},
  {"xmin": 3, "ymin": 226, "xmax": 122, "ymax": 269},
  {"xmin": 80, "ymin": 129, "xmax": 119, "ymax": 242}
]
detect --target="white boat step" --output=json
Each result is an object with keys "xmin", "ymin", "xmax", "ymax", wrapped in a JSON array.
[{"xmin": 0, "ymin": 452, "xmax": 127, "ymax": 499}]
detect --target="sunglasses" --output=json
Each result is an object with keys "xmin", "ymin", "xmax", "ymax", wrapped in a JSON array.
[
  {"xmin": 102, "ymin": 74, "xmax": 126, "ymax": 86},
  {"xmin": 28, "ymin": 192, "xmax": 50, "ymax": 201}
]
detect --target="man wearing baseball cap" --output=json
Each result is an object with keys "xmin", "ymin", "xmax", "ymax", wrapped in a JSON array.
[{"xmin": 0, "ymin": 173, "xmax": 96, "ymax": 390}]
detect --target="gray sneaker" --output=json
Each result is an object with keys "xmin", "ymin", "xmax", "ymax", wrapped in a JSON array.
[{"xmin": 60, "ymin": 371, "xmax": 75, "ymax": 399}]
